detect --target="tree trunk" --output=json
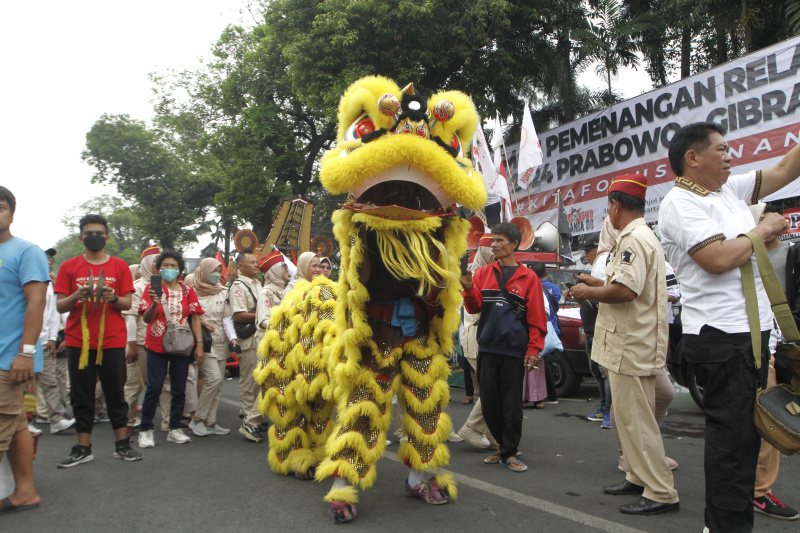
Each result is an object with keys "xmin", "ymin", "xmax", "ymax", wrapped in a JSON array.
[
  {"xmin": 715, "ymin": 17, "xmax": 728, "ymax": 64},
  {"xmin": 557, "ymin": 34, "xmax": 574, "ymax": 123},
  {"xmin": 681, "ymin": 25, "xmax": 691, "ymax": 78}
]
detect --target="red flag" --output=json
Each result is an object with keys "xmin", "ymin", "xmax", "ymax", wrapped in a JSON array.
[{"xmin": 215, "ymin": 251, "xmax": 228, "ymax": 282}]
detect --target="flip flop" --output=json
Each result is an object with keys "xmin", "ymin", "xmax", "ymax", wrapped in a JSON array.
[
  {"xmin": 502, "ymin": 457, "xmax": 528, "ymax": 473},
  {"xmin": 483, "ymin": 453, "xmax": 503, "ymax": 464},
  {"xmin": 461, "ymin": 397, "xmax": 474, "ymax": 404},
  {"xmin": 0, "ymin": 499, "xmax": 40, "ymax": 514}
]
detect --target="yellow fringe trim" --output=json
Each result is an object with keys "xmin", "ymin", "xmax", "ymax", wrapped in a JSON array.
[
  {"xmin": 322, "ymin": 485, "xmax": 359, "ymax": 505},
  {"xmin": 433, "ymin": 472, "xmax": 458, "ymax": 501},
  {"xmin": 79, "ymin": 305, "xmax": 90, "ymax": 369}
]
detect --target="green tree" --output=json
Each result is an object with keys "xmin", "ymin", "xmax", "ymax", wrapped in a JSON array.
[
  {"xmin": 82, "ymin": 114, "xmax": 220, "ymax": 250},
  {"xmin": 573, "ymin": 0, "xmax": 663, "ymax": 106}
]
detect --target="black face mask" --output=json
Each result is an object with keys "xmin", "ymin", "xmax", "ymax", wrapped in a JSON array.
[{"xmin": 83, "ymin": 234, "xmax": 106, "ymax": 252}]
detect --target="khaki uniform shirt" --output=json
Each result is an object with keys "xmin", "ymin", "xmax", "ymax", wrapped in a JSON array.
[
  {"xmin": 592, "ymin": 218, "xmax": 668, "ymax": 376},
  {"xmin": 228, "ymin": 275, "xmax": 260, "ymax": 351}
]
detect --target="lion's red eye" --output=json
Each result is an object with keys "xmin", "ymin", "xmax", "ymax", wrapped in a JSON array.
[
  {"xmin": 450, "ymin": 135, "xmax": 459, "ymax": 149},
  {"xmin": 356, "ymin": 119, "xmax": 375, "ymax": 137}
]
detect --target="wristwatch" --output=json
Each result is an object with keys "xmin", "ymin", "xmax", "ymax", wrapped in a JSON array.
[
  {"xmin": 19, "ymin": 344, "xmax": 35, "ymax": 358},
  {"xmin": 110, "ymin": 294, "xmax": 119, "ymax": 304}
]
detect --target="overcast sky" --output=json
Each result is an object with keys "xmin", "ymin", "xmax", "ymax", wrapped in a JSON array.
[{"xmin": 2, "ymin": 1, "xmax": 655, "ymax": 255}]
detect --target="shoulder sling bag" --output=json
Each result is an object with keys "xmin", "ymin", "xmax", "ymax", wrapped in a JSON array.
[
  {"xmin": 162, "ymin": 286, "xmax": 195, "ymax": 356},
  {"xmin": 740, "ymin": 232, "xmax": 800, "ymax": 455},
  {"xmin": 493, "ymin": 268, "xmax": 527, "ymax": 321},
  {"xmin": 231, "ymin": 281, "xmax": 258, "ymax": 339}
]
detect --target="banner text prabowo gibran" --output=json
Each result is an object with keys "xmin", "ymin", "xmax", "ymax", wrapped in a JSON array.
[{"xmin": 512, "ymin": 36, "xmax": 800, "ymax": 235}]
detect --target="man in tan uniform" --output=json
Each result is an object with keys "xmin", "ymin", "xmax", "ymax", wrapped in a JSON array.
[
  {"xmin": 570, "ymin": 174, "xmax": 678, "ymax": 516},
  {"xmin": 229, "ymin": 251, "xmax": 265, "ymax": 442}
]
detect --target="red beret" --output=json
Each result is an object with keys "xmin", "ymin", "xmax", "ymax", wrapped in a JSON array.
[
  {"xmin": 478, "ymin": 232, "xmax": 492, "ymax": 248},
  {"xmin": 608, "ymin": 174, "xmax": 648, "ymax": 199},
  {"xmin": 140, "ymin": 245, "xmax": 160, "ymax": 260},
  {"xmin": 258, "ymin": 250, "xmax": 284, "ymax": 273}
]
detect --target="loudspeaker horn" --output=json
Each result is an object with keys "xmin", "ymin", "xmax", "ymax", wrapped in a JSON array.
[
  {"xmin": 535, "ymin": 221, "xmax": 558, "ymax": 252},
  {"xmin": 510, "ymin": 217, "xmax": 535, "ymax": 250}
]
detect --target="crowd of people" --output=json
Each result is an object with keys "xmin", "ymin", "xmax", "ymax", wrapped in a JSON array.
[{"xmin": 0, "ymin": 122, "xmax": 799, "ymax": 532}]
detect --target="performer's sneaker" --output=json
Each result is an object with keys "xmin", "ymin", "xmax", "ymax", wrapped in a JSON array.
[
  {"xmin": 405, "ymin": 478, "xmax": 450, "ymax": 505},
  {"xmin": 329, "ymin": 501, "xmax": 357, "ymax": 524},
  {"xmin": 167, "ymin": 429, "xmax": 192, "ymax": 444},
  {"xmin": 754, "ymin": 493, "xmax": 800, "ymax": 520},
  {"xmin": 204, "ymin": 423, "xmax": 230, "ymax": 435},
  {"xmin": 58, "ymin": 444, "xmax": 93, "ymax": 468},
  {"xmin": 239, "ymin": 423, "xmax": 264, "ymax": 442}
]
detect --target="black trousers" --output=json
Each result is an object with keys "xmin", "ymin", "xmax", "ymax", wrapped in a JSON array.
[
  {"xmin": 477, "ymin": 352, "xmax": 524, "ymax": 461},
  {"xmin": 683, "ymin": 326, "xmax": 769, "ymax": 533},
  {"xmin": 66, "ymin": 346, "xmax": 129, "ymax": 433},
  {"xmin": 461, "ymin": 354, "xmax": 474, "ymax": 398}
]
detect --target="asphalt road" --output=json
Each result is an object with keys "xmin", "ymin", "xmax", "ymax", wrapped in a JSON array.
[{"xmin": 3, "ymin": 378, "xmax": 798, "ymax": 532}]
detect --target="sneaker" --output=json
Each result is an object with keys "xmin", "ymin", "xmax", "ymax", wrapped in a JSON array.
[
  {"xmin": 239, "ymin": 423, "xmax": 263, "ymax": 442},
  {"xmin": 35, "ymin": 416, "xmax": 49, "ymax": 424},
  {"xmin": 58, "ymin": 444, "xmax": 93, "ymax": 468},
  {"xmin": 94, "ymin": 412, "xmax": 110, "ymax": 423},
  {"xmin": 189, "ymin": 419, "xmax": 208, "ymax": 437},
  {"xmin": 544, "ymin": 399, "xmax": 559, "ymax": 404},
  {"xmin": 601, "ymin": 411, "xmax": 612, "ymax": 429},
  {"xmin": 28, "ymin": 424, "xmax": 42, "ymax": 437},
  {"xmin": 405, "ymin": 478, "xmax": 450, "ymax": 504},
  {"xmin": 138, "ymin": 429, "xmax": 155, "ymax": 449},
  {"xmin": 754, "ymin": 493, "xmax": 800, "ymax": 520},
  {"xmin": 113, "ymin": 437, "xmax": 143, "ymax": 462},
  {"xmin": 588, "ymin": 408, "xmax": 604, "ymax": 421},
  {"xmin": 204, "ymin": 423, "xmax": 231, "ymax": 435},
  {"xmin": 50, "ymin": 418, "xmax": 76, "ymax": 434},
  {"xmin": 457, "ymin": 426, "xmax": 492, "ymax": 449},
  {"xmin": 448, "ymin": 430, "xmax": 464, "ymax": 443},
  {"xmin": 167, "ymin": 429, "xmax": 192, "ymax": 444},
  {"xmin": 257, "ymin": 421, "xmax": 270, "ymax": 433}
]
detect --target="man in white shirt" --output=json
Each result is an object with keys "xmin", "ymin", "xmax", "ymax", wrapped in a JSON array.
[{"xmin": 658, "ymin": 122, "xmax": 798, "ymax": 533}]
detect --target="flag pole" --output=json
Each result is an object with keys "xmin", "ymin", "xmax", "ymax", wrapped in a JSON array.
[
  {"xmin": 556, "ymin": 189, "xmax": 561, "ymax": 263},
  {"xmin": 501, "ymin": 141, "xmax": 519, "ymax": 216}
]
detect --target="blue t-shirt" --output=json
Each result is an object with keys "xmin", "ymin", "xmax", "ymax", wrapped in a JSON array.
[{"xmin": 0, "ymin": 237, "xmax": 50, "ymax": 371}]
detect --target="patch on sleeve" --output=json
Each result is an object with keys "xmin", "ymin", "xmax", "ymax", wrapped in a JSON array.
[
  {"xmin": 688, "ymin": 233, "xmax": 726, "ymax": 256},
  {"xmin": 234, "ymin": 290, "xmax": 242, "ymax": 298},
  {"xmin": 620, "ymin": 247, "xmax": 636, "ymax": 265}
]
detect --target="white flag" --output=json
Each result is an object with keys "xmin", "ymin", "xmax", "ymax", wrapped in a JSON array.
[
  {"xmin": 517, "ymin": 99, "xmax": 543, "ymax": 190},
  {"xmin": 472, "ymin": 125, "xmax": 500, "ymax": 206}
]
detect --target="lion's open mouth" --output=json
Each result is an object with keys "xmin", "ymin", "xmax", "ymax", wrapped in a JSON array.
[{"xmin": 357, "ymin": 180, "xmax": 442, "ymax": 212}]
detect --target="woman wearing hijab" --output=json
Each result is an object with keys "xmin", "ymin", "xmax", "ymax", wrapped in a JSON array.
[
  {"xmin": 122, "ymin": 247, "xmax": 170, "ymax": 433},
  {"xmin": 255, "ymin": 251, "xmax": 289, "ymax": 346},
  {"xmin": 281, "ymin": 252, "xmax": 322, "ymax": 299},
  {"xmin": 319, "ymin": 257, "xmax": 333, "ymax": 278},
  {"xmin": 189, "ymin": 258, "xmax": 238, "ymax": 437}
]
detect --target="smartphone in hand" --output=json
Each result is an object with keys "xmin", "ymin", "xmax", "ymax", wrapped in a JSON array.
[
  {"xmin": 151, "ymin": 274, "xmax": 162, "ymax": 299},
  {"xmin": 460, "ymin": 255, "xmax": 470, "ymax": 276}
]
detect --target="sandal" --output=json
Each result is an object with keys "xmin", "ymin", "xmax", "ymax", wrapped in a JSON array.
[
  {"xmin": 461, "ymin": 396, "xmax": 474, "ymax": 404},
  {"xmin": 502, "ymin": 457, "xmax": 528, "ymax": 473},
  {"xmin": 483, "ymin": 452, "xmax": 502, "ymax": 464},
  {"xmin": 328, "ymin": 501, "xmax": 357, "ymax": 523}
]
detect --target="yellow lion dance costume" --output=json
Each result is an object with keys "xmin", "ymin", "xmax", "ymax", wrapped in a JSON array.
[{"xmin": 256, "ymin": 76, "xmax": 487, "ymax": 523}]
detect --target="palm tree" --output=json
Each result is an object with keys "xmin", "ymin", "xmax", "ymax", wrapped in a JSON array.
[{"xmin": 574, "ymin": 0, "xmax": 663, "ymax": 105}]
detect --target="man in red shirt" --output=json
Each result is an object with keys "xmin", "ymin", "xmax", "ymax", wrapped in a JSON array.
[
  {"xmin": 460, "ymin": 222, "xmax": 548, "ymax": 472},
  {"xmin": 54, "ymin": 214, "xmax": 141, "ymax": 466}
]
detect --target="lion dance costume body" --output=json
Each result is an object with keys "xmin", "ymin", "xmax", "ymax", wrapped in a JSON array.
[{"xmin": 255, "ymin": 76, "xmax": 487, "ymax": 523}]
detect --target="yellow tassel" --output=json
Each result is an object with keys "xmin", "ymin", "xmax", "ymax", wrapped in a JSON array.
[
  {"xmin": 79, "ymin": 305, "xmax": 90, "ymax": 370},
  {"xmin": 96, "ymin": 304, "xmax": 106, "ymax": 366}
]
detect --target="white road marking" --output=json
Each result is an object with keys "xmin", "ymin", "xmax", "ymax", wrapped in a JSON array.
[{"xmin": 382, "ymin": 451, "xmax": 650, "ymax": 533}]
